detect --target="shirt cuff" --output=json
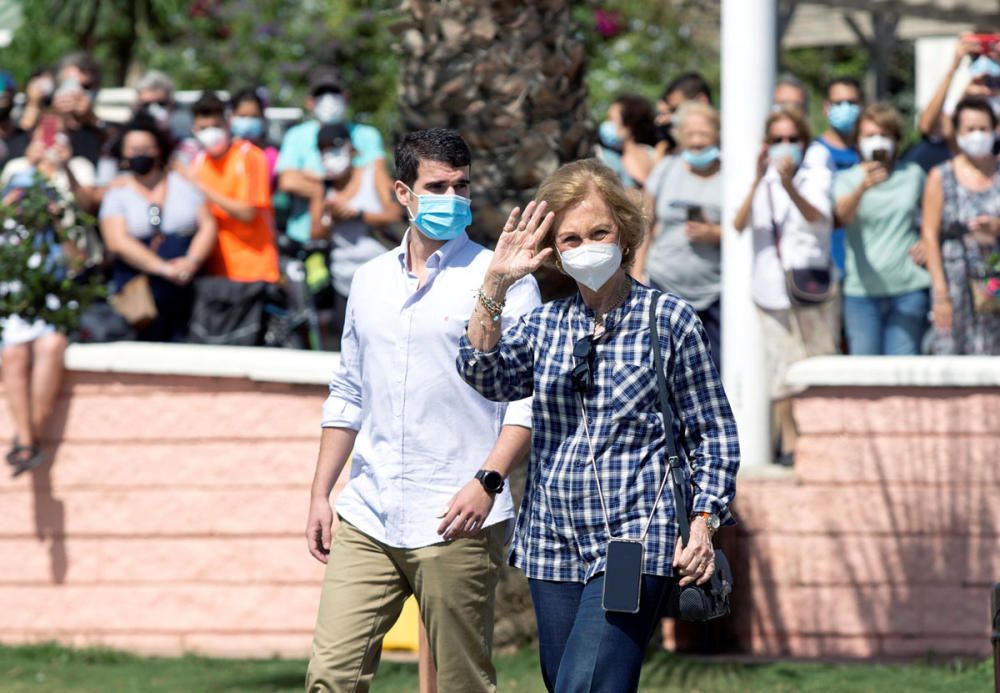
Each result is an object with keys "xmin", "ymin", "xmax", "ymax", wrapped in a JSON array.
[
  {"xmin": 691, "ymin": 494, "xmax": 735, "ymax": 527},
  {"xmin": 457, "ymin": 334, "xmax": 501, "ymax": 365},
  {"xmin": 321, "ymin": 396, "xmax": 362, "ymax": 430},
  {"xmin": 501, "ymin": 396, "xmax": 533, "ymax": 429}
]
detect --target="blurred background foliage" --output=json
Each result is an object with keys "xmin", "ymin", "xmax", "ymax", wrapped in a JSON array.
[{"xmin": 0, "ymin": 0, "xmax": 917, "ymax": 142}]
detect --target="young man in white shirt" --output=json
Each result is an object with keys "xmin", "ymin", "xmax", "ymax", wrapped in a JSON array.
[{"xmin": 304, "ymin": 128, "xmax": 540, "ymax": 692}]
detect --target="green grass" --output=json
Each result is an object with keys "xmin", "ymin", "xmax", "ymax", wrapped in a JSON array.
[{"xmin": 0, "ymin": 643, "xmax": 992, "ymax": 692}]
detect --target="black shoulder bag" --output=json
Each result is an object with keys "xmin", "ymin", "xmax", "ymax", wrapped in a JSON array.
[{"xmin": 649, "ymin": 296, "xmax": 733, "ymax": 621}]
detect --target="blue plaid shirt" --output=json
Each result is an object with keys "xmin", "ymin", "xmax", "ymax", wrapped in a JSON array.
[{"xmin": 457, "ymin": 280, "xmax": 739, "ymax": 583}]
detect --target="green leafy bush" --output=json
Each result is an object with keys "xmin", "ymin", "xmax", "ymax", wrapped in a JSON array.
[{"xmin": 0, "ymin": 177, "xmax": 104, "ymax": 338}]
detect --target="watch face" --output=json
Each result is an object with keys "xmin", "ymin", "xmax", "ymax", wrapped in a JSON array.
[{"xmin": 482, "ymin": 470, "xmax": 503, "ymax": 492}]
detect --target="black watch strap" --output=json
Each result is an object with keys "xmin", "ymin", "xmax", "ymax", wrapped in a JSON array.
[{"xmin": 475, "ymin": 469, "xmax": 504, "ymax": 494}]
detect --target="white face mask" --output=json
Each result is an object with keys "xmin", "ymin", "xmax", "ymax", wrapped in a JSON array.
[
  {"xmin": 957, "ymin": 130, "xmax": 996, "ymax": 159},
  {"xmin": 559, "ymin": 242, "xmax": 622, "ymax": 292},
  {"xmin": 858, "ymin": 134, "xmax": 895, "ymax": 162},
  {"xmin": 195, "ymin": 126, "xmax": 228, "ymax": 157},
  {"xmin": 322, "ymin": 147, "xmax": 352, "ymax": 177},
  {"xmin": 314, "ymin": 94, "xmax": 346, "ymax": 124}
]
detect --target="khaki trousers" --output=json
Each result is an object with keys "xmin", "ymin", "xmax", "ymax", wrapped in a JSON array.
[{"xmin": 306, "ymin": 518, "xmax": 506, "ymax": 693}]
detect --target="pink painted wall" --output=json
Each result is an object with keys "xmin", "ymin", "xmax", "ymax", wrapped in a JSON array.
[
  {"xmin": 0, "ymin": 371, "xmax": 334, "ymax": 657},
  {"xmin": 731, "ymin": 385, "xmax": 1000, "ymax": 658},
  {"xmin": 2, "ymin": 367, "xmax": 997, "ymax": 659}
]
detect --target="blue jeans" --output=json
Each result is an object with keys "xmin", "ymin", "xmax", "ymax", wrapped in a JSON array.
[
  {"xmin": 528, "ymin": 575, "xmax": 674, "ymax": 693},
  {"xmin": 843, "ymin": 289, "xmax": 929, "ymax": 355}
]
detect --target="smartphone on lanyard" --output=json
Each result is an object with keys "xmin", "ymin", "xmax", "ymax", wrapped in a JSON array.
[{"xmin": 603, "ymin": 539, "xmax": 644, "ymax": 613}]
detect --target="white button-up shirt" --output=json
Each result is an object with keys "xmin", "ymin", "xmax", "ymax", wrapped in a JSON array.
[{"xmin": 322, "ymin": 231, "xmax": 540, "ymax": 548}]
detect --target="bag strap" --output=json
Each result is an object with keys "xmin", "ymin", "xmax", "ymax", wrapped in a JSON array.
[
  {"xmin": 764, "ymin": 181, "xmax": 785, "ymax": 266},
  {"xmin": 648, "ymin": 294, "xmax": 692, "ymax": 545}
]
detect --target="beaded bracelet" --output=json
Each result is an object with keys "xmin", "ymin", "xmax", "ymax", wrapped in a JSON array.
[{"xmin": 477, "ymin": 288, "xmax": 505, "ymax": 323}]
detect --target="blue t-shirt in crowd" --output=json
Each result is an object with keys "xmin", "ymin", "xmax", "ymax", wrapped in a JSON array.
[
  {"xmin": 816, "ymin": 135, "xmax": 860, "ymax": 275},
  {"xmin": 275, "ymin": 120, "xmax": 386, "ymax": 242},
  {"xmin": 901, "ymin": 136, "xmax": 953, "ymax": 174}
]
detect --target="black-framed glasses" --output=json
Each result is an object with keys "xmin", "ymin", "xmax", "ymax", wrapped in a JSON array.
[
  {"xmin": 767, "ymin": 135, "xmax": 801, "ymax": 145},
  {"xmin": 571, "ymin": 335, "xmax": 595, "ymax": 395}
]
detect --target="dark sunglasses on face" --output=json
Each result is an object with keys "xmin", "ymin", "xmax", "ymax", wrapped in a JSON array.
[
  {"xmin": 768, "ymin": 135, "xmax": 802, "ymax": 145},
  {"xmin": 571, "ymin": 335, "xmax": 595, "ymax": 395},
  {"xmin": 312, "ymin": 87, "xmax": 342, "ymax": 98},
  {"xmin": 830, "ymin": 99, "xmax": 860, "ymax": 106}
]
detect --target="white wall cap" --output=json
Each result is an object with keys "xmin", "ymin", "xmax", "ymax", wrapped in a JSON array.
[
  {"xmin": 786, "ymin": 356, "xmax": 1000, "ymax": 389},
  {"xmin": 55, "ymin": 342, "xmax": 338, "ymax": 386}
]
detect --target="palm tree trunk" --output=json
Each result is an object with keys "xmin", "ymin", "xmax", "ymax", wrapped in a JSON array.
[{"xmin": 396, "ymin": 0, "xmax": 592, "ymax": 248}]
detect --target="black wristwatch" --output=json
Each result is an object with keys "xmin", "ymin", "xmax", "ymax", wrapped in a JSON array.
[{"xmin": 475, "ymin": 469, "xmax": 505, "ymax": 494}]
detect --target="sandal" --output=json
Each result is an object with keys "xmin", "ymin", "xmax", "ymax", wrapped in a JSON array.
[
  {"xmin": 8, "ymin": 444, "xmax": 44, "ymax": 477},
  {"xmin": 6, "ymin": 439, "xmax": 23, "ymax": 466}
]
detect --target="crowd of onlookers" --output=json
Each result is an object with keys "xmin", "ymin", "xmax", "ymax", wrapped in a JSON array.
[
  {"xmin": 0, "ymin": 55, "xmax": 403, "ymax": 350},
  {"xmin": 593, "ymin": 36, "xmax": 1000, "ymax": 463},
  {"xmin": 2, "ymin": 37, "xmax": 1000, "ymax": 471},
  {"xmin": 0, "ymin": 53, "xmax": 405, "ymax": 472}
]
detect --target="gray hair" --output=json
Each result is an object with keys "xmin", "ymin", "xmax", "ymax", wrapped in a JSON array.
[
  {"xmin": 775, "ymin": 73, "xmax": 809, "ymax": 113},
  {"xmin": 672, "ymin": 101, "xmax": 720, "ymax": 141},
  {"xmin": 135, "ymin": 70, "xmax": 175, "ymax": 100}
]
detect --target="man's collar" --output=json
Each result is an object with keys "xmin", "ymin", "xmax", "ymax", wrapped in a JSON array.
[{"xmin": 396, "ymin": 227, "xmax": 470, "ymax": 272}]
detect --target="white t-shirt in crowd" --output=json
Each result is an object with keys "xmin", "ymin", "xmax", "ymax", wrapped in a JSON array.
[{"xmin": 748, "ymin": 163, "xmax": 834, "ymax": 311}]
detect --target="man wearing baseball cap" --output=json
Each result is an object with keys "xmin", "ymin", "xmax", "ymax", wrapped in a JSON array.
[{"xmin": 276, "ymin": 65, "xmax": 392, "ymax": 245}]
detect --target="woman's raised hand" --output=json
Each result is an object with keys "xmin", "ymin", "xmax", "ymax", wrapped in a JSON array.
[{"xmin": 487, "ymin": 200, "xmax": 555, "ymax": 290}]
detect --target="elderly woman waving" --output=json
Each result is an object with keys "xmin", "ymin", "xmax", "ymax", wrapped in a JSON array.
[{"xmin": 456, "ymin": 159, "xmax": 739, "ymax": 693}]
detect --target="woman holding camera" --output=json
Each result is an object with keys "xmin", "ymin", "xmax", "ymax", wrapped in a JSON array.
[
  {"xmin": 457, "ymin": 159, "xmax": 739, "ymax": 692},
  {"xmin": 834, "ymin": 103, "xmax": 930, "ymax": 355},
  {"xmin": 921, "ymin": 96, "xmax": 1000, "ymax": 355}
]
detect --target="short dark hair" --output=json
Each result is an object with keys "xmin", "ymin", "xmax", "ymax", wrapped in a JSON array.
[
  {"xmin": 394, "ymin": 128, "xmax": 471, "ymax": 187},
  {"xmin": 662, "ymin": 72, "xmax": 712, "ymax": 103},
  {"xmin": 229, "ymin": 87, "xmax": 266, "ymax": 115},
  {"xmin": 191, "ymin": 92, "xmax": 227, "ymax": 120},
  {"xmin": 826, "ymin": 76, "xmax": 863, "ymax": 101},
  {"xmin": 111, "ymin": 115, "xmax": 174, "ymax": 168},
  {"xmin": 953, "ymin": 95, "xmax": 998, "ymax": 131},
  {"xmin": 613, "ymin": 93, "xmax": 658, "ymax": 147}
]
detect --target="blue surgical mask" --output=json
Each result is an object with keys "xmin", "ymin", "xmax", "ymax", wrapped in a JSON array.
[
  {"xmin": 828, "ymin": 101, "xmax": 861, "ymax": 134},
  {"xmin": 231, "ymin": 116, "xmax": 264, "ymax": 140},
  {"xmin": 970, "ymin": 55, "xmax": 1000, "ymax": 78},
  {"xmin": 599, "ymin": 120, "xmax": 623, "ymax": 151},
  {"xmin": 768, "ymin": 142, "xmax": 803, "ymax": 168},
  {"xmin": 405, "ymin": 186, "xmax": 472, "ymax": 241},
  {"xmin": 681, "ymin": 146, "xmax": 720, "ymax": 169}
]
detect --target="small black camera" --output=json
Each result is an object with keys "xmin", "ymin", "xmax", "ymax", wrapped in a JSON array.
[{"xmin": 670, "ymin": 549, "xmax": 733, "ymax": 622}]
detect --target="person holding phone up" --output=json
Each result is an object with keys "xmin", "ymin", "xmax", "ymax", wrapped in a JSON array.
[
  {"xmin": 457, "ymin": 158, "xmax": 739, "ymax": 693},
  {"xmin": 634, "ymin": 101, "xmax": 724, "ymax": 370},
  {"xmin": 833, "ymin": 103, "xmax": 931, "ymax": 355},
  {"xmin": 733, "ymin": 106, "xmax": 837, "ymax": 466}
]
